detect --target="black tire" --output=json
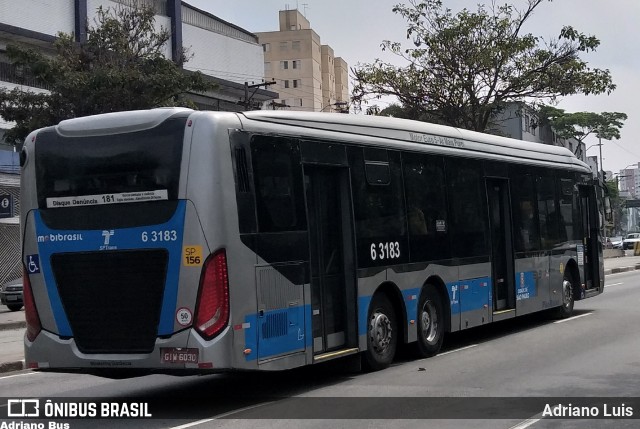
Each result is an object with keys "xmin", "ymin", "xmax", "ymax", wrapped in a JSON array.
[
  {"xmin": 555, "ymin": 271, "xmax": 575, "ymax": 319},
  {"xmin": 416, "ymin": 286, "xmax": 445, "ymax": 358},
  {"xmin": 7, "ymin": 304, "xmax": 23, "ymax": 312},
  {"xmin": 363, "ymin": 293, "xmax": 397, "ymax": 371}
]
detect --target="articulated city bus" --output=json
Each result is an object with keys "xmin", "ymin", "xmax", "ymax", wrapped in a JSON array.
[{"xmin": 20, "ymin": 108, "xmax": 604, "ymax": 375}]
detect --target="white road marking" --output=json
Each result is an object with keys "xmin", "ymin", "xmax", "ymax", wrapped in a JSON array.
[
  {"xmin": 437, "ymin": 344, "xmax": 478, "ymax": 356},
  {"xmin": 0, "ymin": 371, "xmax": 38, "ymax": 381},
  {"xmin": 605, "ymin": 282, "xmax": 623, "ymax": 288},
  {"xmin": 509, "ymin": 417, "xmax": 541, "ymax": 429},
  {"xmin": 553, "ymin": 312, "xmax": 593, "ymax": 324}
]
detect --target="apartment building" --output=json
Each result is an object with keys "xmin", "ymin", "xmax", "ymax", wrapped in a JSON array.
[
  {"xmin": 256, "ymin": 9, "xmax": 349, "ymax": 112},
  {"xmin": 490, "ymin": 102, "xmax": 586, "ymax": 162}
]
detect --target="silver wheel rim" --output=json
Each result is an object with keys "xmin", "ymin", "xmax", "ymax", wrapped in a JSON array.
[
  {"xmin": 562, "ymin": 279, "xmax": 572, "ymax": 309},
  {"xmin": 369, "ymin": 311, "xmax": 392, "ymax": 353},
  {"xmin": 420, "ymin": 300, "xmax": 439, "ymax": 344}
]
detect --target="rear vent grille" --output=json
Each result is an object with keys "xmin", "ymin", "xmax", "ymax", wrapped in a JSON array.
[
  {"xmin": 51, "ymin": 250, "xmax": 168, "ymax": 354},
  {"xmin": 261, "ymin": 311, "xmax": 288, "ymax": 339}
]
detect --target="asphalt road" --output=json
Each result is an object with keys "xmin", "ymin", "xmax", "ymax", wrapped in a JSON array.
[{"xmin": 1, "ymin": 270, "xmax": 639, "ymax": 429}]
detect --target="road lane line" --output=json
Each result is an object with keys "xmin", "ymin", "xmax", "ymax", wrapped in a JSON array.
[
  {"xmin": 0, "ymin": 371, "xmax": 38, "ymax": 381},
  {"xmin": 509, "ymin": 417, "xmax": 541, "ymax": 429},
  {"xmin": 438, "ymin": 344, "xmax": 478, "ymax": 356},
  {"xmin": 553, "ymin": 312, "xmax": 593, "ymax": 324},
  {"xmin": 605, "ymin": 282, "xmax": 623, "ymax": 288}
]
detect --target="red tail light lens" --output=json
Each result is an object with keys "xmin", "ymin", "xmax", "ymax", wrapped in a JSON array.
[
  {"xmin": 23, "ymin": 267, "xmax": 42, "ymax": 342},
  {"xmin": 195, "ymin": 249, "xmax": 229, "ymax": 340}
]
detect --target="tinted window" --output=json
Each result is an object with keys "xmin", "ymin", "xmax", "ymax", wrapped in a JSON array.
[
  {"xmin": 403, "ymin": 153, "xmax": 450, "ymax": 261},
  {"xmin": 446, "ymin": 158, "xmax": 488, "ymax": 258},
  {"xmin": 350, "ymin": 148, "xmax": 407, "ymax": 267},
  {"xmin": 537, "ymin": 172, "xmax": 561, "ymax": 249},
  {"xmin": 511, "ymin": 172, "xmax": 540, "ymax": 252},
  {"xmin": 558, "ymin": 178, "xmax": 578, "ymax": 242},
  {"xmin": 252, "ymin": 136, "xmax": 306, "ymax": 232},
  {"xmin": 35, "ymin": 117, "xmax": 187, "ymax": 208}
]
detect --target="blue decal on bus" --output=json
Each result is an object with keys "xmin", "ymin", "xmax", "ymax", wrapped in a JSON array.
[
  {"xmin": 33, "ymin": 201, "xmax": 186, "ymax": 337},
  {"xmin": 358, "ymin": 296, "xmax": 373, "ymax": 336},
  {"xmin": 459, "ymin": 278, "xmax": 491, "ymax": 313},
  {"xmin": 516, "ymin": 271, "xmax": 537, "ymax": 300},
  {"xmin": 244, "ymin": 304, "xmax": 311, "ymax": 361}
]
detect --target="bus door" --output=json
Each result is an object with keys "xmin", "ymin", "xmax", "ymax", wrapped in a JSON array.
[
  {"xmin": 486, "ymin": 178, "xmax": 516, "ymax": 311},
  {"xmin": 303, "ymin": 154, "xmax": 357, "ymax": 357},
  {"xmin": 579, "ymin": 185, "xmax": 601, "ymax": 291}
]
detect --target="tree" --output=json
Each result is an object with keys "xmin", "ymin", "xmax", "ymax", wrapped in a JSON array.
[
  {"xmin": 352, "ymin": 0, "xmax": 616, "ymax": 132},
  {"xmin": 0, "ymin": 4, "xmax": 213, "ymax": 145},
  {"xmin": 606, "ymin": 179, "xmax": 625, "ymax": 236},
  {"xmin": 537, "ymin": 106, "xmax": 627, "ymax": 144}
]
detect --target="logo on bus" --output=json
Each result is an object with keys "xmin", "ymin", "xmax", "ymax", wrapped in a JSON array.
[{"xmin": 100, "ymin": 230, "xmax": 117, "ymax": 250}]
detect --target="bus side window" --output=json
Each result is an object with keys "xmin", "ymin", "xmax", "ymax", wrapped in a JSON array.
[
  {"xmin": 403, "ymin": 153, "xmax": 450, "ymax": 262},
  {"xmin": 537, "ymin": 172, "xmax": 560, "ymax": 249},
  {"xmin": 510, "ymin": 172, "xmax": 540, "ymax": 252},
  {"xmin": 558, "ymin": 178, "xmax": 578, "ymax": 242},
  {"xmin": 445, "ymin": 158, "xmax": 488, "ymax": 258},
  {"xmin": 350, "ymin": 148, "xmax": 408, "ymax": 267},
  {"xmin": 251, "ymin": 137, "xmax": 306, "ymax": 232}
]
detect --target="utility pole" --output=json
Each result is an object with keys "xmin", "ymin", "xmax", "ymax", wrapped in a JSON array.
[{"xmin": 243, "ymin": 81, "xmax": 276, "ymax": 111}]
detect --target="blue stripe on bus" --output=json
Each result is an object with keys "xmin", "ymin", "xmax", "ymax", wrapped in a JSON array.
[
  {"xmin": 243, "ymin": 304, "xmax": 312, "ymax": 362},
  {"xmin": 357, "ymin": 278, "xmax": 493, "ymax": 336},
  {"xmin": 33, "ymin": 201, "xmax": 186, "ymax": 337}
]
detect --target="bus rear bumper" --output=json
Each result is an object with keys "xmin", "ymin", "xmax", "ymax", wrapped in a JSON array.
[{"xmin": 23, "ymin": 327, "xmax": 236, "ymax": 375}]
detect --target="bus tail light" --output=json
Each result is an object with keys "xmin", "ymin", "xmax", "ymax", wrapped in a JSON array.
[
  {"xmin": 195, "ymin": 250, "xmax": 230, "ymax": 340},
  {"xmin": 23, "ymin": 267, "xmax": 42, "ymax": 342}
]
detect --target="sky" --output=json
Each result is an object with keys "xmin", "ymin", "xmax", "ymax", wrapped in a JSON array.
[{"xmin": 186, "ymin": 0, "xmax": 640, "ymax": 175}]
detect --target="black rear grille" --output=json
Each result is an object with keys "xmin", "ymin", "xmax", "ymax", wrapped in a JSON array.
[{"xmin": 51, "ymin": 250, "xmax": 168, "ymax": 354}]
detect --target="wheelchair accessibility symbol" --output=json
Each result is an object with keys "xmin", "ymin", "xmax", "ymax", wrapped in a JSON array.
[{"xmin": 27, "ymin": 254, "xmax": 40, "ymax": 274}]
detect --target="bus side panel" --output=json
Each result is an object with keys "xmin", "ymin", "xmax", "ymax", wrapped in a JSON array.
[
  {"xmin": 457, "ymin": 261, "xmax": 491, "ymax": 329},
  {"xmin": 514, "ymin": 254, "xmax": 552, "ymax": 316}
]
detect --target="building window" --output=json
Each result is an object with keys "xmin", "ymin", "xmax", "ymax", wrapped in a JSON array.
[
  {"xmin": 292, "ymin": 40, "xmax": 301, "ymax": 50},
  {"xmin": 262, "ymin": 43, "xmax": 271, "ymax": 52},
  {"xmin": 284, "ymin": 80, "xmax": 290, "ymax": 89},
  {"xmin": 279, "ymin": 41, "xmax": 288, "ymax": 51},
  {"xmin": 292, "ymin": 60, "xmax": 299, "ymax": 69},
  {"xmin": 293, "ymin": 79, "xmax": 299, "ymax": 88},
  {"xmin": 281, "ymin": 61, "xmax": 289, "ymax": 70},
  {"xmin": 524, "ymin": 115, "xmax": 530, "ymax": 133}
]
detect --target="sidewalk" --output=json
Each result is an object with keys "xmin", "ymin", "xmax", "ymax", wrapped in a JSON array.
[{"xmin": 1, "ymin": 254, "xmax": 640, "ymax": 374}]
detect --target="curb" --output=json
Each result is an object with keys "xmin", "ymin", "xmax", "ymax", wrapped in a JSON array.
[
  {"xmin": 604, "ymin": 264, "xmax": 640, "ymax": 275},
  {"xmin": 0, "ymin": 321, "xmax": 26, "ymax": 331},
  {"xmin": 0, "ymin": 360, "xmax": 24, "ymax": 374}
]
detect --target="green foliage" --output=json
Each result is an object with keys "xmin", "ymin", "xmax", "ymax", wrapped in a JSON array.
[
  {"xmin": 537, "ymin": 105, "xmax": 627, "ymax": 143},
  {"xmin": 352, "ymin": 0, "xmax": 616, "ymax": 131},
  {"xmin": 606, "ymin": 179, "xmax": 625, "ymax": 234},
  {"xmin": 0, "ymin": 4, "xmax": 214, "ymax": 145}
]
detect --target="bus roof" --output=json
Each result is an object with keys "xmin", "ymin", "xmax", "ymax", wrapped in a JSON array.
[{"xmin": 238, "ymin": 110, "xmax": 591, "ymax": 174}]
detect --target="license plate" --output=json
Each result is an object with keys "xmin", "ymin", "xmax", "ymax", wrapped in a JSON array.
[
  {"xmin": 160, "ymin": 348, "xmax": 199, "ymax": 364},
  {"xmin": 6, "ymin": 295, "xmax": 18, "ymax": 301}
]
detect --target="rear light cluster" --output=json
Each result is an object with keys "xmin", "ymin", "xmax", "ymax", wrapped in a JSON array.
[
  {"xmin": 23, "ymin": 266, "xmax": 42, "ymax": 342},
  {"xmin": 195, "ymin": 249, "xmax": 230, "ymax": 340}
]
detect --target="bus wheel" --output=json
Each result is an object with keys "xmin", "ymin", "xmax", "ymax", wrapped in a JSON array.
[
  {"xmin": 416, "ymin": 286, "xmax": 444, "ymax": 358},
  {"xmin": 363, "ymin": 293, "xmax": 397, "ymax": 371},
  {"xmin": 555, "ymin": 272, "xmax": 575, "ymax": 319}
]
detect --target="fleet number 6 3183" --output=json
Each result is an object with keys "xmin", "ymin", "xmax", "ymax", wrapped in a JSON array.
[{"xmin": 370, "ymin": 241, "xmax": 401, "ymax": 261}]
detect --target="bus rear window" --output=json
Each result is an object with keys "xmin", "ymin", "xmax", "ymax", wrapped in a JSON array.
[{"xmin": 35, "ymin": 118, "xmax": 186, "ymax": 209}]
